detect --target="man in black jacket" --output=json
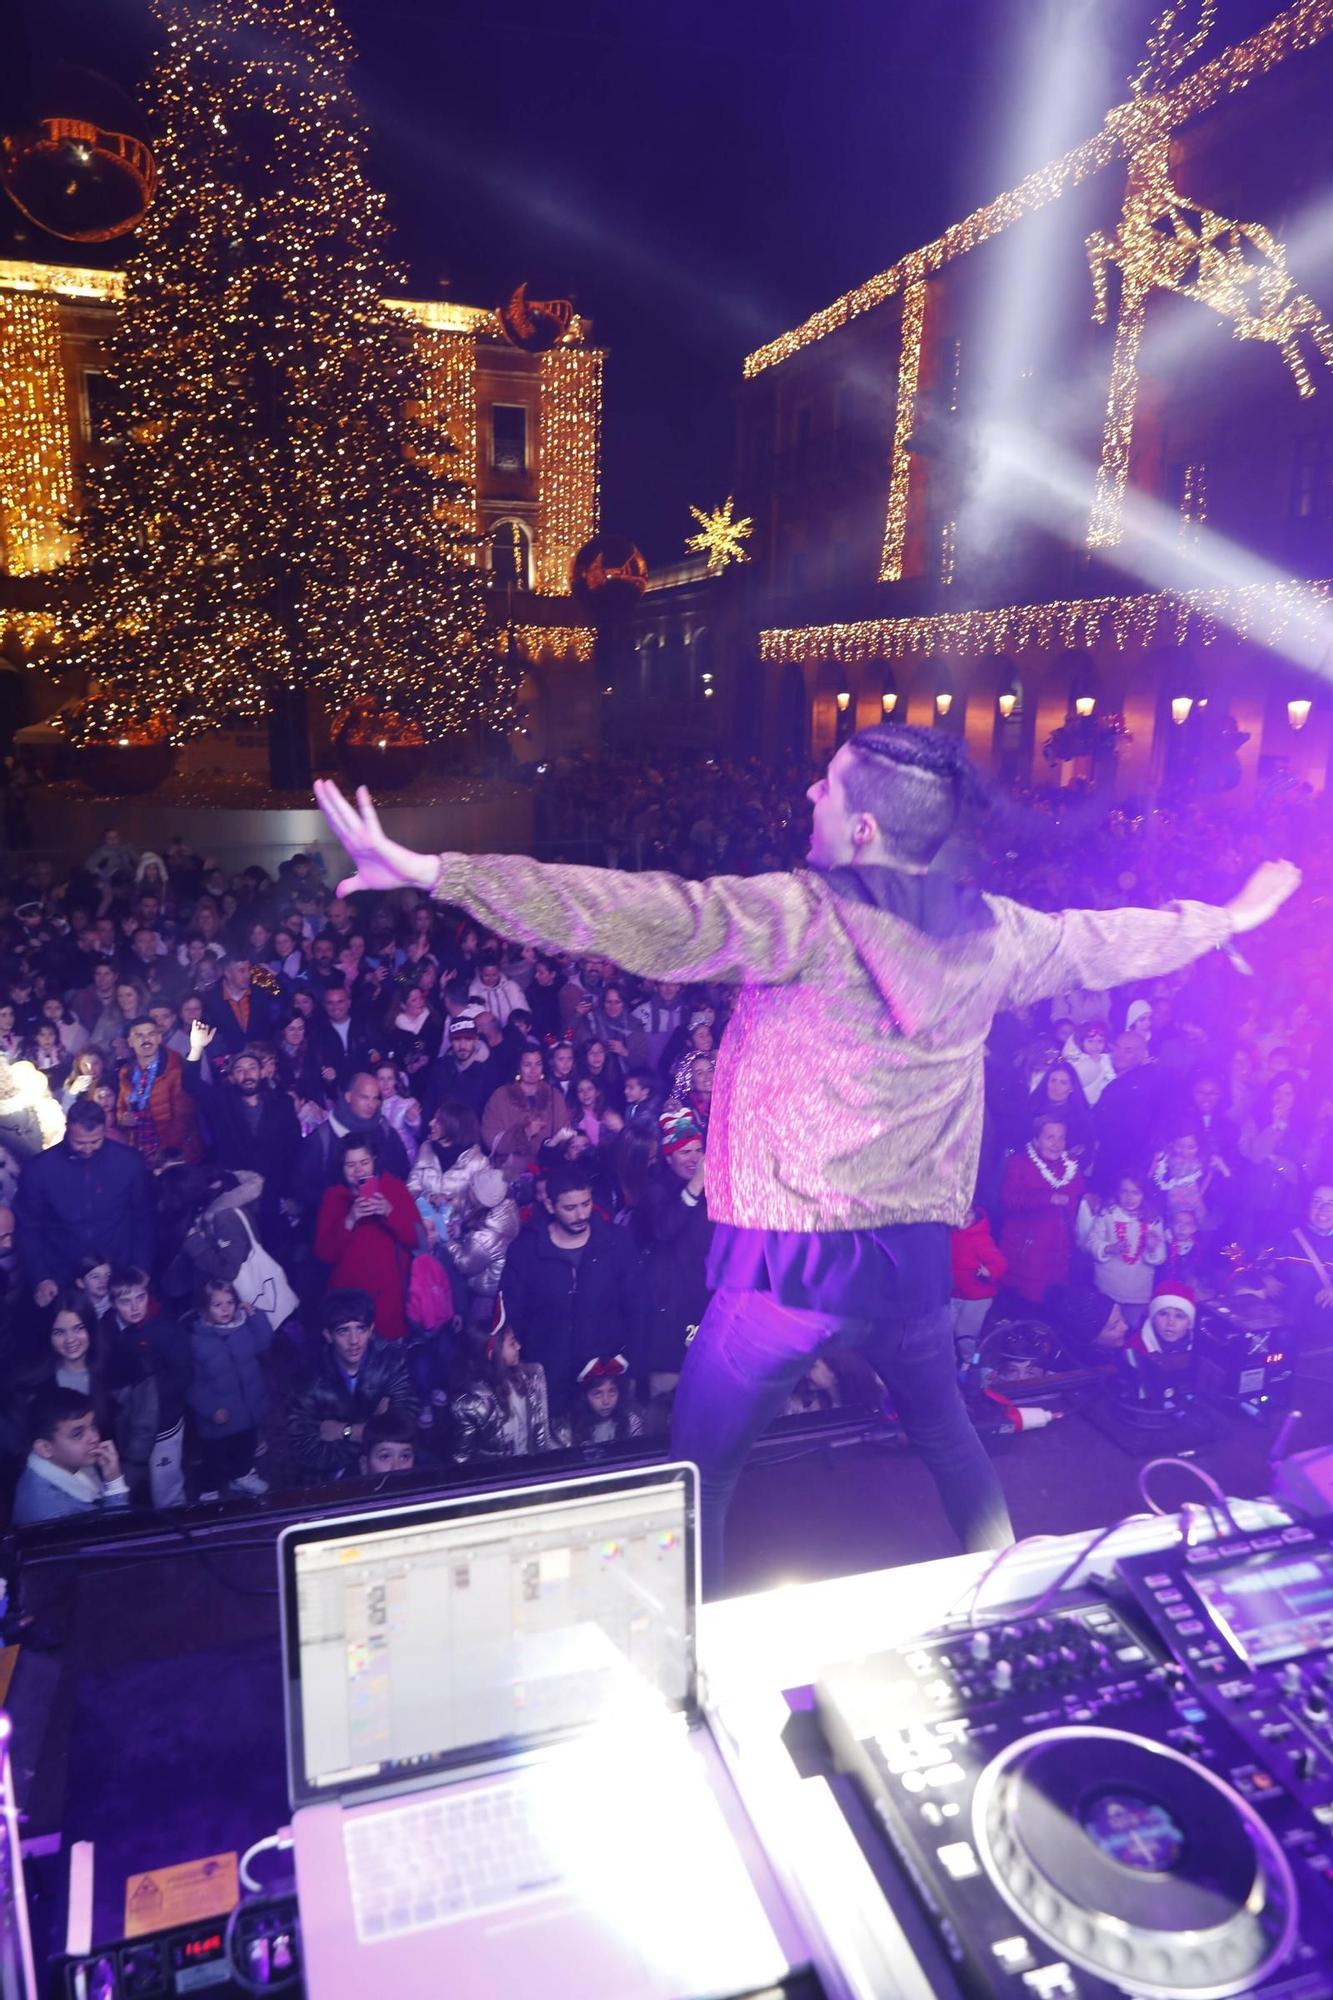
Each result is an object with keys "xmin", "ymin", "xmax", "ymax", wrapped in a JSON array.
[
  {"xmin": 500, "ymin": 1158, "xmax": 646, "ymax": 1417},
  {"xmin": 420, "ymin": 1017, "xmax": 493, "ymax": 1123},
  {"xmin": 285, "ymin": 1289, "xmax": 420, "ymax": 1483},
  {"xmin": 201, "ymin": 953, "xmax": 285, "ymax": 1058},
  {"xmin": 183, "ymin": 1026, "xmax": 302, "ymax": 1245},
  {"xmin": 307, "ymin": 981, "xmax": 375, "ymax": 1093},
  {"xmin": 15, "ymin": 1099, "xmax": 155, "ymax": 1304}
]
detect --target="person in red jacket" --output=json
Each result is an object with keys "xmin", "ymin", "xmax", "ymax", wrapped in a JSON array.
[
  {"xmin": 115, "ymin": 1016, "xmax": 201, "ymax": 1166},
  {"xmin": 997, "ymin": 1114, "xmax": 1086, "ymax": 1308},
  {"xmin": 314, "ymin": 1133, "xmax": 420, "ymax": 1340},
  {"xmin": 949, "ymin": 1203, "xmax": 1008, "ymax": 1363}
]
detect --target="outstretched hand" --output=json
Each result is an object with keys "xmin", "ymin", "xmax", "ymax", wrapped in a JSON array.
[
  {"xmin": 313, "ymin": 780, "xmax": 439, "ymax": 899},
  {"xmin": 1225, "ymin": 859, "xmax": 1302, "ymax": 936}
]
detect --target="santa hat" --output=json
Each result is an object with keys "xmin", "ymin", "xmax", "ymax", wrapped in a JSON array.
[
  {"xmin": 1149, "ymin": 1282, "xmax": 1196, "ymax": 1328},
  {"xmin": 577, "ymin": 1355, "xmax": 629, "ymax": 1384}
]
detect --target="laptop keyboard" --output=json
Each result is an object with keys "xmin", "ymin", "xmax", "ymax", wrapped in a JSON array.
[{"xmin": 345, "ymin": 1785, "xmax": 566, "ymax": 1942}]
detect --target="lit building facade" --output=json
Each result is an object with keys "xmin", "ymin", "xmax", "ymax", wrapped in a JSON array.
[
  {"xmin": 732, "ymin": 0, "xmax": 1333, "ymax": 798},
  {"xmin": 0, "ymin": 257, "xmax": 599, "ymax": 737}
]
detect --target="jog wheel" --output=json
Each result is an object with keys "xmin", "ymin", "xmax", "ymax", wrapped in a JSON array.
[{"xmin": 972, "ymin": 1726, "xmax": 1297, "ymax": 1998}]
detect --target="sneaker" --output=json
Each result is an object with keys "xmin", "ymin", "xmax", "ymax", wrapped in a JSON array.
[{"xmin": 229, "ymin": 1468, "xmax": 269, "ymax": 1497}]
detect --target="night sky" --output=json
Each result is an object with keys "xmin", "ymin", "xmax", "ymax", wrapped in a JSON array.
[{"xmin": 6, "ymin": 0, "xmax": 1238, "ymax": 562}]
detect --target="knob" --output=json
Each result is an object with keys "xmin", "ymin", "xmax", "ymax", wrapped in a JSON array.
[
  {"xmin": 970, "ymin": 1632, "xmax": 992, "ymax": 1663},
  {"xmin": 1293, "ymin": 1747, "xmax": 1318, "ymax": 1782},
  {"xmin": 1280, "ymin": 1663, "xmax": 1304, "ymax": 1697},
  {"xmin": 992, "ymin": 1659, "xmax": 1014, "ymax": 1693},
  {"xmin": 1178, "ymin": 1726, "xmax": 1205, "ymax": 1753},
  {"xmin": 1305, "ymin": 1690, "xmax": 1328, "ymax": 1724}
]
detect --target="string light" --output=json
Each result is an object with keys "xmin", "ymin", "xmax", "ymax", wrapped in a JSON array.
[
  {"xmin": 512, "ymin": 625, "xmax": 594, "ymax": 663},
  {"xmin": 880, "ymin": 279, "xmax": 926, "ymax": 582},
  {"xmin": 0, "ymin": 292, "xmax": 76, "ymax": 574},
  {"xmin": 743, "ymin": 0, "xmax": 1333, "ymax": 381},
  {"xmin": 415, "ymin": 325, "xmax": 477, "ymax": 552},
  {"xmin": 760, "ymin": 576, "xmax": 1333, "ymax": 664},
  {"xmin": 684, "ymin": 495, "xmax": 754, "ymax": 574},
  {"xmin": 1087, "ymin": 4, "xmax": 1333, "ymax": 548},
  {"xmin": 1179, "ymin": 460, "xmax": 1208, "ymax": 539},
  {"xmin": 534, "ymin": 346, "xmax": 602, "ymax": 594}
]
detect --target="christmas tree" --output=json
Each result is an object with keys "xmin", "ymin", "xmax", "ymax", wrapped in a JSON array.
[{"xmin": 63, "ymin": 0, "xmax": 510, "ymax": 787}]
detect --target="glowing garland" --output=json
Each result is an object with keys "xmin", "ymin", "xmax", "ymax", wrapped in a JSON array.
[
  {"xmin": 0, "ymin": 292, "xmax": 76, "ymax": 576},
  {"xmin": 759, "ymin": 577, "xmax": 1333, "ymax": 665},
  {"xmin": 684, "ymin": 495, "xmax": 754, "ymax": 574},
  {"xmin": 742, "ymin": 0, "xmax": 1333, "ymax": 380},
  {"xmin": 512, "ymin": 625, "xmax": 594, "ymax": 664},
  {"xmin": 534, "ymin": 346, "xmax": 602, "ymax": 595},
  {"xmin": 880, "ymin": 279, "xmax": 927, "ymax": 583},
  {"xmin": 0, "ymin": 609, "xmax": 63, "ymax": 651},
  {"xmin": 416, "ymin": 325, "xmax": 478, "ymax": 554}
]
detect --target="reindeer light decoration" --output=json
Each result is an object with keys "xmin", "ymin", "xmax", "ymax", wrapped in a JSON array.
[{"xmin": 1086, "ymin": 0, "xmax": 1333, "ymax": 548}]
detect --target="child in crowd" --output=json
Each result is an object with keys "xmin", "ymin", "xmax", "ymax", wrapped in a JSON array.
[
  {"xmin": 1120, "ymin": 1283, "xmax": 1197, "ymax": 1408},
  {"xmin": 186, "ymin": 1278, "xmax": 272, "ymax": 1499},
  {"xmin": 1081, "ymin": 1173, "xmax": 1167, "ymax": 1328},
  {"xmin": 13, "ymin": 1387, "xmax": 130, "ymax": 1525},
  {"xmin": 358, "ymin": 1414, "xmax": 417, "ymax": 1478},
  {"xmin": 553, "ymin": 1355, "xmax": 644, "ymax": 1449},
  {"xmin": 449, "ymin": 1301, "xmax": 552, "ymax": 1464},
  {"xmin": 949, "ymin": 1204, "xmax": 1008, "ymax": 1364}
]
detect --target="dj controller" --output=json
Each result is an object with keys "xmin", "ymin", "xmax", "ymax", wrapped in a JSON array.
[{"xmin": 816, "ymin": 1520, "xmax": 1333, "ymax": 1999}]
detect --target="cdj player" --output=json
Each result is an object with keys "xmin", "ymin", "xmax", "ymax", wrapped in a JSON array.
[{"xmin": 815, "ymin": 1520, "xmax": 1333, "ymax": 1999}]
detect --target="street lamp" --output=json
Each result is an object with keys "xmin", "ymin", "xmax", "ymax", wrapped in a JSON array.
[
  {"xmin": 935, "ymin": 691, "xmax": 953, "ymax": 716},
  {"xmin": 835, "ymin": 689, "xmax": 851, "ymax": 713},
  {"xmin": 1074, "ymin": 694, "xmax": 1096, "ymax": 719},
  {"xmin": 1288, "ymin": 697, "xmax": 1312, "ymax": 730},
  {"xmin": 881, "ymin": 690, "xmax": 898, "ymax": 716},
  {"xmin": 1171, "ymin": 695, "xmax": 1193, "ymax": 725},
  {"xmin": 997, "ymin": 691, "xmax": 1017, "ymax": 720}
]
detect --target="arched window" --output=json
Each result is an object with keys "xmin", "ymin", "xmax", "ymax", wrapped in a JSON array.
[{"xmin": 486, "ymin": 519, "xmax": 532, "ymax": 588}]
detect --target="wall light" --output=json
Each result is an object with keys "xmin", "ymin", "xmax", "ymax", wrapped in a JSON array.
[
  {"xmin": 835, "ymin": 689, "xmax": 851, "ymax": 712},
  {"xmin": 881, "ymin": 690, "xmax": 898, "ymax": 715},
  {"xmin": 1074, "ymin": 694, "xmax": 1096, "ymax": 718},
  {"xmin": 997, "ymin": 691, "xmax": 1017, "ymax": 720},
  {"xmin": 1171, "ymin": 696, "xmax": 1193, "ymax": 725},
  {"xmin": 935, "ymin": 691, "xmax": 953, "ymax": 716},
  {"xmin": 1288, "ymin": 697, "xmax": 1312, "ymax": 731}
]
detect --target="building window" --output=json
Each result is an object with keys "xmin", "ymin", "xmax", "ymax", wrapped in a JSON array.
[
  {"xmin": 81, "ymin": 369, "xmax": 115, "ymax": 447},
  {"xmin": 486, "ymin": 519, "xmax": 532, "ymax": 587},
  {"xmin": 490, "ymin": 404, "xmax": 528, "ymax": 474}
]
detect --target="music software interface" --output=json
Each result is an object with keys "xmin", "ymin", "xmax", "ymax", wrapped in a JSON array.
[
  {"xmin": 1193, "ymin": 1546, "xmax": 1333, "ymax": 1666},
  {"xmin": 294, "ymin": 1483, "xmax": 691, "ymax": 1789}
]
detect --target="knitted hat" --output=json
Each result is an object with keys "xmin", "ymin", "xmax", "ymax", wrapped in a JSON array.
[
  {"xmin": 1150, "ymin": 1282, "xmax": 1196, "ymax": 1328},
  {"xmin": 472, "ymin": 1167, "xmax": 508, "ymax": 1209},
  {"xmin": 659, "ymin": 1108, "xmax": 703, "ymax": 1155}
]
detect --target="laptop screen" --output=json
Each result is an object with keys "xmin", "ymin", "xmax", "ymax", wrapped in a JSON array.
[{"xmin": 280, "ymin": 1465, "xmax": 697, "ymax": 1806}]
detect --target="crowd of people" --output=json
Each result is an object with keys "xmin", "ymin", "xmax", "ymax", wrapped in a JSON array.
[{"xmin": 0, "ymin": 755, "xmax": 1330, "ymax": 1529}]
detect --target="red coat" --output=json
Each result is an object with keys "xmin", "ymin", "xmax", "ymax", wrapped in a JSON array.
[
  {"xmin": 114, "ymin": 1047, "xmax": 202, "ymax": 1164},
  {"xmin": 950, "ymin": 1208, "xmax": 1009, "ymax": 1300},
  {"xmin": 997, "ymin": 1150, "xmax": 1085, "ymax": 1304},
  {"xmin": 314, "ymin": 1172, "xmax": 419, "ymax": 1340}
]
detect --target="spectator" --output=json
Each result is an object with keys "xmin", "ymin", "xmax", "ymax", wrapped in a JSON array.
[
  {"xmin": 1093, "ymin": 1031, "xmax": 1159, "ymax": 1193},
  {"xmin": 314, "ymin": 1133, "xmax": 419, "ymax": 1340},
  {"xmin": 948, "ymin": 1204, "xmax": 1008, "ymax": 1364},
  {"xmin": 1081, "ymin": 1172, "xmax": 1167, "ymax": 1326},
  {"xmin": 307, "ymin": 980, "xmax": 374, "ymax": 1091},
  {"xmin": 295, "ymin": 1069, "xmax": 410, "ymax": 1207},
  {"xmin": 115, "ymin": 1015, "xmax": 201, "ymax": 1166},
  {"xmin": 186, "ymin": 1278, "xmax": 272, "ymax": 1498},
  {"xmin": 421, "ymin": 1015, "xmax": 492, "ymax": 1123},
  {"xmin": 442, "ymin": 1163, "xmax": 519, "ymax": 1319},
  {"xmin": 408, "ymin": 1103, "xmax": 486, "ymax": 1252},
  {"xmin": 286, "ymin": 1288, "xmax": 419, "ymax": 1481},
  {"xmin": 468, "ymin": 952, "xmax": 527, "ymax": 1028},
  {"xmin": 0, "ymin": 1054, "xmax": 63, "ymax": 1160},
  {"xmin": 16, "ymin": 1098, "xmax": 155, "ymax": 1302},
  {"xmin": 635, "ymin": 1111, "xmax": 711, "ymax": 1397},
  {"xmin": 183, "ymin": 1026, "xmax": 303, "ymax": 1243},
  {"xmin": 386, "ymin": 980, "xmax": 443, "ymax": 1080},
  {"xmin": 449, "ymin": 1303, "xmax": 553, "ymax": 1464},
  {"xmin": 553, "ymin": 1354, "xmax": 644, "ymax": 1449},
  {"xmin": 373, "ymin": 1058, "xmax": 422, "ymax": 1168},
  {"xmin": 1266, "ymin": 1182, "xmax": 1333, "ymax": 1341},
  {"xmin": 105, "ymin": 1265, "xmax": 190, "ymax": 1507},
  {"xmin": 358, "ymin": 1413, "xmax": 417, "ymax": 1477},
  {"xmin": 998, "ymin": 1114, "xmax": 1086, "ymax": 1307},
  {"xmin": 1025, "ymin": 1061, "xmax": 1094, "ymax": 1161},
  {"xmin": 481, "ymin": 1048, "xmax": 562, "ymax": 1175},
  {"xmin": 274, "ymin": 1010, "xmax": 327, "ymax": 1113},
  {"xmin": 12, "ymin": 1387, "xmax": 130, "ymax": 1525},
  {"xmin": 500, "ymin": 1157, "xmax": 646, "ymax": 1415},
  {"xmin": 202, "ymin": 954, "xmax": 285, "ymax": 1058}
]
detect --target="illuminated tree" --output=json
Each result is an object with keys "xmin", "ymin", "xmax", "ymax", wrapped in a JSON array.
[{"xmin": 64, "ymin": 0, "xmax": 509, "ymax": 787}]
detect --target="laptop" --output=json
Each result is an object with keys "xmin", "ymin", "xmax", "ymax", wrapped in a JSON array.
[{"xmin": 279, "ymin": 1463, "xmax": 800, "ymax": 2000}]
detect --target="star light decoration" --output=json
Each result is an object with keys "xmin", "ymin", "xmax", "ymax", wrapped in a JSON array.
[{"xmin": 685, "ymin": 496, "xmax": 754, "ymax": 575}]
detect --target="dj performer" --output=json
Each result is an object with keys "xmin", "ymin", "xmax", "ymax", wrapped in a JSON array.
[{"xmin": 316, "ymin": 727, "xmax": 1299, "ymax": 1588}]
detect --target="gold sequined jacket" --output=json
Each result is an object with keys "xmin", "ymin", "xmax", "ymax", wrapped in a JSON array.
[{"xmin": 431, "ymin": 854, "xmax": 1234, "ymax": 1232}]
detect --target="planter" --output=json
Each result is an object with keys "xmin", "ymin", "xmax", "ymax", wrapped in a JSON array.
[{"xmin": 73, "ymin": 741, "xmax": 177, "ymax": 796}]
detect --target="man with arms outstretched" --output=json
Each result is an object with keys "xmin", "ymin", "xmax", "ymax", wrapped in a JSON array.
[{"xmin": 316, "ymin": 728, "xmax": 1299, "ymax": 1590}]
